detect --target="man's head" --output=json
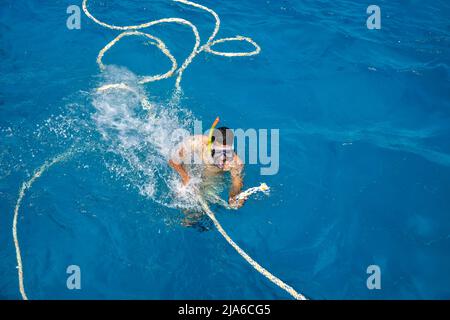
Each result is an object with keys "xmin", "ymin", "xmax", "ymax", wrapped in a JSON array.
[
  {"xmin": 211, "ymin": 127, "xmax": 234, "ymax": 169},
  {"xmin": 211, "ymin": 127, "xmax": 234, "ymax": 146}
]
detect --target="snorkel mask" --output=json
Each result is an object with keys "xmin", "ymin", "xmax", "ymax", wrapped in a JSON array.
[
  {"xmin": 211, "ymin": 145, "xmax": 234, "ymax": 169},
  {"xmin": 207, "ymin": 117, "xmax": 234, "ymax": 169}
]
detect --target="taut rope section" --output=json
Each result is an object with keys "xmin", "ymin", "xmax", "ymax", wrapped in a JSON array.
[
  {"xmin": 199, "ymin": 198, "xmax": 306, "ymax": 300},
  {"xmin": 13, "ymin": 0, "xmax": 306, "ymax": 300}
]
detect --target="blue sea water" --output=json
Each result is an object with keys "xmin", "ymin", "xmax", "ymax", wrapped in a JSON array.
[{"xmin": 1, "ymin": 0, "xmax": 450, "ymax": 299}]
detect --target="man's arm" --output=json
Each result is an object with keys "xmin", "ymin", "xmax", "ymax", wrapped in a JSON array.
[
  {"xmin": 169, "ymin": 159, "xmax": 190, "ymax": 185},
  {"xmin": 168, "ymin": 135, "xmax": 206, "ymax": 186},
  {"xmin": 228, "ymin": 155, "xmax": 245, "ymax": 208},
  {"xmin": 168, "ymin": 144, "xmax": 190, "ymax": 185}
]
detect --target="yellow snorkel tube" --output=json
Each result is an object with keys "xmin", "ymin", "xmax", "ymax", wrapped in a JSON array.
[{"xmin": 207, "ymin": 116, "xmax": 220, "ymax": 154}]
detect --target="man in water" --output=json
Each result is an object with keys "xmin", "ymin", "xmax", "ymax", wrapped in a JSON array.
[{"xmin": 168, "ymin": 126, "xmax": 246, "ymax": 210}]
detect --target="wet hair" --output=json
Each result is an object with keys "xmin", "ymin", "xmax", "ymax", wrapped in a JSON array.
[{"xmin": 211, "ymin": 126, "xmax": 234, "ymax": 146}]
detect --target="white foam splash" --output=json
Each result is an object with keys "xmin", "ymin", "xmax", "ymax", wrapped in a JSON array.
[{"xmin": 91, "ymin": 66, "xmax": 202, "ymax": 210}]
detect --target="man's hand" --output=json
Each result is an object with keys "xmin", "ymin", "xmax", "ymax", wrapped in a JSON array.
[
  {"xmin": 229, "ymin": 195, "xmax": 246, "ymax": 209},
  {"xmin": 181, "ymin": 173, "xmax": 190, "ymax": 186}
]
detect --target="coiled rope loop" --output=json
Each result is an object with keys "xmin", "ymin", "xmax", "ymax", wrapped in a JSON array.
[{"xmin": 82, "ymin": 0, "xmax": 261, "ymax": 90}]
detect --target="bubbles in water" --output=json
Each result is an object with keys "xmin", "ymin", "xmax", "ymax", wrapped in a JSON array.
[{"xmin": 91, "ymin": 66, "xmax": 203, "ymax": 211}]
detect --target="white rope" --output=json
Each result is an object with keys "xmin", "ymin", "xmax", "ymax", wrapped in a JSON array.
[
  {"xmin": 199, "ymin": 198, "xmax": 306, "ymax": 300},
  {"xmin": 96, "ymin": 82, "xmax": 153, "ymax": 110},
  {"xmin": 12, "ymin": 0, "xmax": 306, "ymax": 301},
  {"xmin": 97, "ymin": 31, "xmax": 178, "ymax": 84},
  {"xmin": 82, "ymin": 0, "xmax": 260, "ymax": 90},
  {"xmin": 235, "ymin": 183, "xmax": 270, "ymax": 202},
  {"xmin": 204, "ymin": 36, "xmax": 261, "ymax": 57},
  {"xmin": 12, "ymin": 152, "xmax": 72, "ymax": 300}
]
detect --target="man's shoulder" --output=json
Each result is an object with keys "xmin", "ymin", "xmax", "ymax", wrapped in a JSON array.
[
  {"xmin": 181, "ymin": 135, "xmax": 209, "ymax": 149},
  {"xmin": 191, "ymin": 135, "xmax": 210, "ymax": 145}
]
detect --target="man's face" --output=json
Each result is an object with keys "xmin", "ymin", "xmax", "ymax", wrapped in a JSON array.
[{"xmin": 211, "ymin": 142, "xmax": 234, "ymax": 169}]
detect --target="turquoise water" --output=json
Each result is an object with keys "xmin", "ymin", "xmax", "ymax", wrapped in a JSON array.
[{"xmin": 1, "ymin": 0, "xmax": 450, "ymax": 299}]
